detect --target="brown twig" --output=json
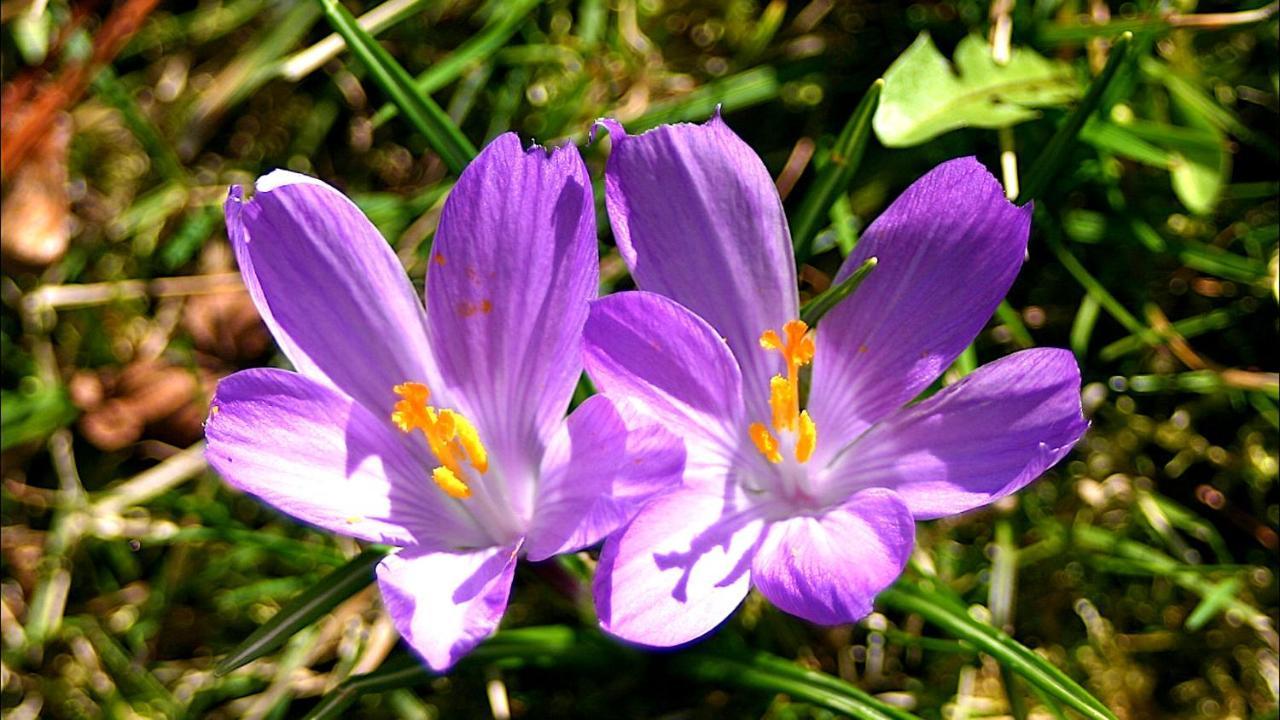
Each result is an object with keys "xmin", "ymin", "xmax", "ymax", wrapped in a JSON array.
[{"xmin": 1, "ymin": 0, "xmax": 161, "ymax": 177}]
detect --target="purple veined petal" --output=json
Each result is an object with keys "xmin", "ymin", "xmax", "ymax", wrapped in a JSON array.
[
  {"xmin": 594, "ymin": 483, "xmax": 765, "ymax": 647},
  {"xmin": 427, "ymin": 134, "xmax": 597, "ymax": 509},
  {"xmin": 807, "ymin": 157, "xmax": 1032, "ymax": 459},
  {"xmin": 599, "ymin": 115, "xmax": 798, "ymax": 419},
  {"xmin": 583, "ymin": 291, "xmax": 746, "ymax": 474},
  {"xmin": 825, "ymin": 348, "xmax": 1087, "ymax": 520},
  {"xmin": 225, "ymin": 172, "xmax": 440, "ymax": 419},
  {"xmin": 751, "ymin": 488, "xmax": 915, "ymax": 625},
  {"xmin": 376, "ymin": 542, "xmax": 520, "ymax": 672},
  {"xmin": 524, "ymin": 395, "xmax": 685, "ymax": 561},
  {"xmin": 205, "ymin": 368, "xmax": 486, "ymax": 550}
]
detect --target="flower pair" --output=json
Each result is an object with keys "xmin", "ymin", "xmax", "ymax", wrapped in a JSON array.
[{"xmin": 206, "ymin": 115, "xmax": 1086, "ymax": 671}]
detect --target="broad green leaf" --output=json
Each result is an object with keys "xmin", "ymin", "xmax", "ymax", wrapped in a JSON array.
[{"xmin": 874, "ymin": 33, "xmax": 1079, "ymax": 147}]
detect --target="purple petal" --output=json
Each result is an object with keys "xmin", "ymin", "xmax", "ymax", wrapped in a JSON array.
[
  {"xmin": 827, "ymin": 348, "xmax": 1087, "ymax": 519},
  {"xmin": 751, "ymin": 488, "xmax": 914, "ymax": 625},
  {"xmin": 583, "ymin": 291, "xmax": 746, "ymax": 473},
  {"xmin": 427, "ymin": 134, "xmax": 597, "ymax": 490},
  {"xmin": 594, "ymin": 484, "xmax": 764, "ymax": 647},
  {"xmin": 600, "ymin": 115, "xmax": 798, "ymax": 416},
  {"xmin": 525, "ymin": 395, "xmax": 684, "ymax": 561},
  {"xmin": 225, "ymin": 172, "xmax": 439, "ymax": 419},
  {"xmin": 807, "ymin": 157, "xmax": 1032, "ymax": 457},
  {"xmin": 205, "ymin": 368, "xmax": 484, "ymax": 549},
  {"xmin": 377, "ymin": 543, "xmax": 519, "ymax": 671}
]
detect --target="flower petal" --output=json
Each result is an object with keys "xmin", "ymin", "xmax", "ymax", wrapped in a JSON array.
[
  {"xmin": 525, "ymin": 395, "xmax": 684, "ymax": 561},
  {"xmin": 751, "ymin": 488, "xmax": 914, "ymax": 625},
  {"xmin": 583, "ymin": 291, "xmax": 745, "ymax": 472},
  {"xmin": 426, "ymin": 135, "xmax": 597, "ymax": 488},
  {"xmin": 807, "ymin": 157, "xmax": 1032, "ymax": 455},
  {"xmin": 205, "ymin": 368, "xmax": 484, "ymax": 549},
  {"xmin": 600, "ymin": 115, "xmax": 798, "ymax": 414},
  {"xmin": 225, "ymin": 172, "xmax": 438, "ymax": 419},
  {"xmin": 377, "ymin": 543, "xmax": 519, "ymax": 671},
  {"xmin": 594, "ymin": 483, "xmax": 764, "ymax": 647},
  {"xmin": 827, "ymin": 348, "xmax": 1087, "ymax": 519}
]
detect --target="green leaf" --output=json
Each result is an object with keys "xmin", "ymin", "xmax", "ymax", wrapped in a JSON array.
[
  {"xmin": 305, "ymin": 627, "xmax": 588, "ymax": 720},
  {"xmin": 674, "ymin": 650, "xmax": 920, "ymax": 720},
  {"xmin": 1140, "ymin": 56, "xmax": 1279, "ymax": 161},
  {"xmin": 1079, "ymin": 119, "xmax": 1173, "ymax": 168},
  {"xmin": 314, "ymin": 0, "xmax": 476, "ymax": 174},
  {"xmin": 878, "ymin": 579, "xmax": 1117, "ymax": 720},
  {"xmin": 873, "ymin": 33, "xmax": 1079, "ymax": 148},
  {"xmin": 216, "ymin": 548, "xmax": 388, "ymax": 675},
  {"xmin": 791, "ymin": 79, "xmax": 882, "ymax": 261},
  {"xmin": 370, "ymin": 0, "xmax": 544, "ymax": 129},
  {"xmin": 1165, "ymin": 82, "xmax": 1231, "ymax": 215},
  {"xmin": 627, "ymin": 66, "xmax": 779, "ymax": 133},
  {"xmin": 799, "ymin": 257, "xmax": 877, "ymax": 327},
  {"xmin": 0, "ymin": 383, "xmax": 78, "ymax": 451},
  {"xmin": 1018, "ymin": 32, "xmax": 1133, "ymax": 203}
]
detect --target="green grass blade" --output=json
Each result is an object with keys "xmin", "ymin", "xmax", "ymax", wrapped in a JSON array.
[
  {"xmin": 674, "ymin": 650, "xmax": 920, "ymax": 720},
  {"xmin": 626, "ymin": 66, "xmax": 779, "ymax": 132},
  {"xmin": 1018, "ymin": 32, "xmax": 1133, "ymax": 204},
  {"xmin": 92, "ymin": 68, "xmax": 187, "ymax": 184},
  {"xmin": 370, "ymin": 0, "xmax": 544, "ymax": 129},
  {"xmin": 305, "ymin": 627, "xmax": 585, "ymax": 719},
  {"xmin": 1045, "ymin": 228, "xmax": 1161, "ymax": 345},
  {"xmin": 1070, "ymin": 293, "xmax": 1101, "ymax": 357},
  {"xmin": 995, "ymin": 300, "xmax": 1035, "ymax": 349},
  {"xmin": 800, "ymin": 257, "xmax": 878, "ymax": 327},
  {"xmin": 314, "ymin": 0, "xmax": 476, "ymax": 173},
  {"xmin": 216, "ymin": 548, "xmax": 388, "ymax": 675},
  {"xmin": 791, "ymin": 79, "xmax": 882, "ymax": 261},
  {"xmin": 1098, "ymin": 306, "xmax": 1234, "ymax": 361},
  {"xmin": 878, "ymin": 579, "xmax": 1117, "ymax": 720},
  {"xmin": 1140, "ymin": 56, "xmax": 1280, "ymax": 160}
]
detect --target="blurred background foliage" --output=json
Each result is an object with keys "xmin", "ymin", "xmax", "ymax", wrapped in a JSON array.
[{"xmin": 1, "ymin": 0, "xmax": 1277, "ymax": 718}]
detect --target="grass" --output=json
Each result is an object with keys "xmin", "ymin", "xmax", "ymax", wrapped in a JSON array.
[{"xmin": 2, "ymin": 1, "xmax": 1277, "ymax": 718}]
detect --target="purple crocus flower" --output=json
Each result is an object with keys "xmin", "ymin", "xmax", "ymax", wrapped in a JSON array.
[
  {"xmin": 582, "ymin": 115, "xmax": 1088, "ymax": 647},
  {"xmin": 205, "ymin": 135, "xmax": 683, "ymax": 670}
]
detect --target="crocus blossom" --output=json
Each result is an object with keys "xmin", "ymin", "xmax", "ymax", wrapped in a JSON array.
[
  {"xmin": 583, "ymin": 114, "xmax": 1088, "ymax": 646},
  {"xmin": 205, "ymin": 135, "xmax": 683, "ymax": 670}
]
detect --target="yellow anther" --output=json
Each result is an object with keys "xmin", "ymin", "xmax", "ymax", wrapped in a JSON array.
[
  {"xmin": 795, "ymin": 411, "xmax": 817, "ymax": 464},
  {"xmin": 768, "ymin": 374, "xmax": 795, "ymax": 432},
  {"xmin": 748, "ymin": 422, "xmax": 782, "ymax": 464},
  {"xmin": 432, "ymin": 467, "xmax": 472, "ymax": 499},
  {"xmin": 391, "ymin": 382, "xmax": 489, "ymax": 499},
  {"xmin": 752, "ymin": 320, "xmax": 819, "ymax": 465},
  {"xmin": 452, "ymin": 413, "xmax": 489, "ymax": 474}
]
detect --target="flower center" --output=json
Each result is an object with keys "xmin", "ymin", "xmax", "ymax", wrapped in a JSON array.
[
  {"xmin": 747, "ymin": 319, "xmax": 817, "ymax": 465},
  {"xmin": 391, "ymin": 382, "xmax": 488, "ymax": 499}
]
